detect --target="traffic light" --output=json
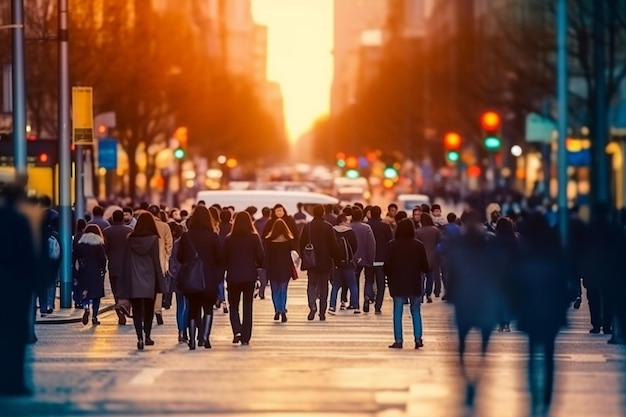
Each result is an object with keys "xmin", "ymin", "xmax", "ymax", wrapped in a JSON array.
[
  {"xmin": 335, "ymin": 151, "xmax": 346, "ymax": 168},
  {"xmin": 383, "ymin": 166, "xmax": 398, "ymax": 179},
  {"xmin": 174, "ymin": 147, "xmax": 185, "ymax": 159},
  {"xmin": 443, "ymin": 132, "xmax": 462, "ymax": 163},
  {"xmin": 480, "ymin": 111, "xmax": 502, "ymax": 151}
]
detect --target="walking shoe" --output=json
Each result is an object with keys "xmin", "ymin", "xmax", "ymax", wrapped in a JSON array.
[
  {"xmin": 354, "ymin": 310, "xmax": 361, "ymax": 314},
  {"xmin": 274, "ymin": 312, "xmax": 280, "ymax": 321},
  {"xmin": 92, "ymin": 318, "xmax": 100, "ymax": 326},
  {"xmin": 307, "ymin": 311, "xmax": 316, "ymax": 321},
  {"xmin": 281, "ymin": 313, "xmax": 287, "ymax": 323},
  {"xmin": 426, "ymin": 297, "xmax": 433, "ymax": 303},
  {"xmin": 81, "ymin": 309, "xmax": 90, "ymax": 326},
  {"xmin": 346, "ymin": 305, "xmax": 357, "ymax": 310},
  {"xmin": 115, "ymin": 309, "xmax": 126, "ymax": 325},
  {"xmin": 388, "ymin": 342, "xmax": 403, "ymax": 349},
  {"xmin": 375, "ymin": 310, "xmax": 382, "ymax": 315},
  {"xmin": 222, "ymin": 302, "xmax": 229, "ymax": 314},
  {"xmin": 319, "ymin": 314, "xmax": 326, "ymax": 321},
  {"xmin": 340, "ymin": 302, "xmax": 346, "ymax": 311},
  {"xmin": 137, "ymin": 340, "xmax": 144, "ymax": 350},
  {"xmin": 363, "ymin": 302, "xmax": 370, "ymax": 313},
  {"xmin": 589, "ymin": 327, "xmax": 601, "ymax": 334},
  {"xmin": 232, "ymin": 333, "xmax": 241, "ymax": 344},
  {"xmin": 328, "ymin": 307, "xmax": 336, "ymax": 315},
  {"xmin": 155, "ymin": 313, "xmax": 164, "ymax": 325},
  {"xmin": 573, "ymin": 297, "xmax": 582, "ymax": 309},
  {"xmin": 415, "ymin": 338, "xmax": 424, "ymax": 349},
  {"xmin": 145, "ymin": 338, "xmax": 155, "ymax": 346}
]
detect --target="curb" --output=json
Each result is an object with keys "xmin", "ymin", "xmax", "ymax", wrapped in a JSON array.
[{"xmin": 35, "ymin": 304, "xmax": 116, "ymax": 325}]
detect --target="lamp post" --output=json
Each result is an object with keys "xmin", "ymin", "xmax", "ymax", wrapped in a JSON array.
[
  {"xmin": 10, "ymin": 1, "xmax": 26, "ymax": 175},
  {"xmin": 556, "ymin": 0, "xmax": 569, "ymax": 246}
]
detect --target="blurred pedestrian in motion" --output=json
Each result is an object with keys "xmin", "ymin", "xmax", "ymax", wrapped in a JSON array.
[
  {"xmin": 118, "ymin": 213, "xmax": 166, "ymax": 350},
  {"xmin": 384, "ymin": 219, "xmax": 430, "ymax": 349},
  {"xmin": 493, "ymin": 217, "xmax": 519, "ymax": 332},
  {"xmin": 511, "ymin": 212, "xmax": 569, "ymax": 416},
  {"xmin": 178, "ymin": 206, "xmax": 222, "ymax": 350},
  {"xmin": 0, "ymin": 182, "xmax": 38, "ymax": 395},
  {"xmin": 102, "ymin": 210, "xmax": 133, "ymax": 325},
  {"xmin": 446, "ymin": 211, "xmax": 505, "ymax": 406},
  {"xmin": 264, "ymin": 218, "xmax": 297, "ymax": 322},
  {"xmin": 415, "ymin": 213, "xmax": 441, "ymax": 303},
  {"xmin": 167, "ymin": 222, "xmax": 187, "ymax": 343},
  {"xmin": 72, "ymin": 219, "xmax": 87, "ymax": 309},
  {"xmin": 75, "ymin": 225, "xmax": 107, "ymax": 326},
  {"xmin": 224, "ymin": 211, "xmax": 264, "ymax": 345}
]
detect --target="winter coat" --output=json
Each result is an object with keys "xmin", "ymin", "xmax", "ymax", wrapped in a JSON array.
[
  {"xmin": 168, "ymin": 239, "xmax": 183, "ymax": 292},
  {"xmin": 117, "ymin": 233, "xmax": 166, "ymax": 299},
  {"xmin": 368, "ymin": 218, "xmax": 393, "ymax": 263},
  {"xmin": 264, "ymin": 237, "xmax": 296, "ymax": 283},
  {"xmin": 350, "ymin": 221, "xmax": 376, "ymax": 266},
  {"xmin": 75, "ymin": 233, "xmax": 107, "ymax": 299},
  {"xmin": 177, "ymin": 228, "xmax": 222, "ymax": 297},
  {"xmin": 415, "ymin": 225, "xmax": 441, "ymax": 270},
  {"xmin": 333, "ymin": 224, "xmax": 357, "ymax": 268},
  {"xmin": 102, "ymin": 222, "xmax": 133, "ymax": 278},
  {"xmin": 223, "ymin": 234, "xmax": 264, "ymax": 284},
  {"xmin": 384, "ymin": 238, "xmax": 430, "ymax": 297},
  {"xmin": 299, "ymin": 217, "xmax": 341, "ymax": 272},
  {"xmin": 154, "ymin": 218, "xmax": 173, "ymax": 274}
]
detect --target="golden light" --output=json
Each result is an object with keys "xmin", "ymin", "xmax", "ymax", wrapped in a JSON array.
[
  {"xmin": 480, "ymin": 111, "xmax": 501, "ymax": 132},
  {"xmin": 346, "ymin": 156, "xmax": 358, "ymax": 169},
  {"xmin": 217, "ymin": 155, "xmax": 227, "ymax": 165},
  {"xmin": 443, "ymin": 132, "xmax": 462, "ymax": 150},
  {"xmin": 226, "ymin": 158, "xmax": 238, "ymax": 169}
]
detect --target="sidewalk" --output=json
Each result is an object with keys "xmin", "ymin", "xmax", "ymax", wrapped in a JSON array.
[{"xmin": 36, "ymin": 279, "xmax": 116, "ymax": 325}]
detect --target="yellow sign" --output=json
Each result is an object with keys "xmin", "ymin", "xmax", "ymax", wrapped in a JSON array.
[{"xmin": 72, "ymin": 87, "xmax": 94, "ymax": 144}]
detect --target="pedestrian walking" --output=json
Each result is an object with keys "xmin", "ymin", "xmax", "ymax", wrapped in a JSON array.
[
  {"xmin": 75, "ymin": 225, "xmax": 108, "ymax": 326},
  {"xmin": 493, "ymin": 217, "xmax": 519, "ymax": 332},
  {"xmin": 177, "ymin": 206, "xmax": 222, "ymax": 349},
  {"xmin": 167, "ymin": 222, "xmax": 188, "ymax": 343},
  {"xmin": 118, "ymin": 213, "xmax": 166, "ymax": 350},
  {"xmin": 364, "ymin": 206, "xmax": 393, "ymax": 314},
  {"xmin": 147, "ymin": 205, "xmax": 173, "ymax": 326},
  {"xmin": 299, "ymin": 205, "xmax": 341, "ymax": 321},
  {"xmin": 415, "ymin": 213, "xmax": 441, "ymax": 302},
  {"xmin": 224, "ymin": 211, "xmax": 264, "ymax": 345},
  {"xmin": 102, "ymin": 210, "xmax": 133, "ymax": 324},
  {"xmin": 329, "ymin": 214, "xmax": 359, "ymax": 315},
  {"xmin": 72, "ymin": 219, "xmax": 87, "ymax": 309},
  {"xmin": 384, "ymin": 219, "xmax": 430, "ymax": 349},
  {"xmin": 264, "ymin": 218, "xmax": 297, "ymax": 322},
  {"xmin": 350, "ymin": 207, "xmax": 375, "ymax": 309}
]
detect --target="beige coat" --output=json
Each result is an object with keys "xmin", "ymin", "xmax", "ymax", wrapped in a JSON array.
[{"xmin": 153, "ymin": 216, "xmax": 173, "ymax": 274}]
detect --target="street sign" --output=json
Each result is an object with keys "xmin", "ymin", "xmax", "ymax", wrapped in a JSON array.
[
  {"xmin": 98, "ymin": 138, "xmax": 117, "ymax": 169},
  {"xmin": 72, "ymin": 87, "xmax": 94, "ymax": 144},
  {"xmin": 525, "ymin": 112, "xmax": 557, "ymax": 143}
]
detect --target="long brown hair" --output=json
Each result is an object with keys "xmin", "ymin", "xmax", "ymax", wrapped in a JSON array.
[
  {"xmin": 187, "ymin": 205, "xmax": 214, "ymax": 231},
  {"xmin": 265, "ymin": 218, "xmax": 294, "ymax": 241},
  {"xmin": 229, "ymin": 211, "xmax": 257, "ymax": 237},
  {"xmin": 84, "ymin": 224, "xmax": 103, "ymax": 238},
  {"xmin": 131, "ymin": 212, "xmax": 160, "ymax": 237}
]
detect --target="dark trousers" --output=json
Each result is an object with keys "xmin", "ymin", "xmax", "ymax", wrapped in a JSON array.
[
  {"xmin": 587, "ymin": 287, "xmax": 613, "ymax": 330},
  {"xmin": 364, "ymin": 266, "xmax": 386, "ymax": 311},
  {"xmin": 307, "ymin": 270, "xmax": 330, "ymax": 314},
  {"xmin": 130, "ymin": 298, "xmax": 154, "ymax": 341},
  {"xmin": 228, "ymin": 282, "xmax": 255, "ymax": 342},
  {"xmin": 423, "ymin": 269, "xmax": 441, "ymax": 297},
  {"xmin": 109, "ymin": 276, "xmax": 119, "ymax": 304},
  {"xmin": 187, "ymin": 293, "xmax": 216, "ymax": 324},
  {"xmin": 0, "ymin": 290, "xmax": 30, "ymax": 392}
]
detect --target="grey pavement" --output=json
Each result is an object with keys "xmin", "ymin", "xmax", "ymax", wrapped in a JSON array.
[{"xmin": 3, "ymin": 276, "xmax": 625, "ymax": 417}]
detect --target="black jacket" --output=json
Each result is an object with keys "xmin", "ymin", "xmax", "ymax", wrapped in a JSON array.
[
  {"xmin": 75, "ymin": 233, "xmax": 107, "ymax": 299},
  {"xmin": 177, "ymin": 228, "xmax": 222, "ymax": 296},
  {"xmin": 264, "ymin": 238, "xmax": 296, "ymax": 283},
  {"xmin": 102, "ymin": 222, "xmax": 133, "ymax": 278},
  {"xmin": 118, "ymin": 233, "xmax": 166, "ymax": 299},
  {"xmin": 333, "ymin": 225, "xmax": 357, "ymax": 268},
  {"xmin": 299, "ymin": 217, "xmax": 341, "ymax": 272},
  {"xmin": 384, "ymin": 238, "xmax": 430, "ymax": 297},
  {"xmin": 368, "ymin": 218, "xmax": 393, "ymax": 263},
  {"xmin": 223, "ymin": 234, "xmax": 264, "ymax": 284}
]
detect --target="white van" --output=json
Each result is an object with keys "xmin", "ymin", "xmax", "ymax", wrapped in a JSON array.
[
  {"xmin": 397, "ymin": 194, "xmax": 431, "ymax": 211},
  {"xmin": 196, "ymin": 190, "xmax": 338, "ymax": 218}
]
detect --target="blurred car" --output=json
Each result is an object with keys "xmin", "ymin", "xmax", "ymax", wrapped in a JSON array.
[{"xmin": 397, "ymin": 194, "xmax": 431, "ymax": 211}]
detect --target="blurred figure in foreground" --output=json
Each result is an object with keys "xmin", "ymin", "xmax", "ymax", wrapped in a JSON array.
[
  {"xmin": 446, "ymin": 211, "xmax": 505, "ymax": 406},
  {"xmin": 512, "ymin": 212, "xmax": 569, "ymax": 416},
  {"xmin": 0, "ymin": 182, "xmax": 38, "ymax": 395}
]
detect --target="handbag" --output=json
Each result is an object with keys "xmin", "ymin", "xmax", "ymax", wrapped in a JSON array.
[
  {"xmin": 291, "ymin": 261, "xmax": 299, "ymax": 280},
  {"xmin": 300, "ymin": 223, "xmax": 316, "ymax": 271},
  {"xmin": 177, "ymin": 239, "xmax": 207, "ymax": 294}
]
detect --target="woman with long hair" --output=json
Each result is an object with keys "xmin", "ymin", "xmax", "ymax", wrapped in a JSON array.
[
  {"xmin": 177, "ymin": 206, "xmax": 222, "ymax": 349},
  {"xmin": 264, "ymin": 218, "xmax": 296, "ymax": 323},
  {"xmin": 75, "ymin": 224, "xmax": 107, "ymax": 326},
  {"xmin": 209, "ymin": 206, "xmax": 228, "ymax": 314},
  {"xmin": 118, "ymin": 213, "xmax": 166, "ymax": 350},
  {"xmin": 224, "ymin": 211, "xmax": 264, "ymax": 345}
]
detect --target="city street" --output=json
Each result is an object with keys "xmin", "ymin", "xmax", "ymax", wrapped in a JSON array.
[{"xmin": 4, "ymin": 278, "xmax": 625, "ymax": 417}]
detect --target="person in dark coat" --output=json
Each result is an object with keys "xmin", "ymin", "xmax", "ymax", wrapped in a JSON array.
[
  {"xmin": 329, "ymin": 214, "xmax": 359, "ymax": 314},
  {"xmin": 0, "ymin": 182, "xmax": 39, "ymax": 395},
  {"xmin": 210, "ymin": 206, "xmax": 228, "ymax": 313},
  {"xmin": 299, "ymin": 204, "xmax": 341, "ymax": 321},
  {"xmin": 167, "ymin": 222, "xmax": 188, "ymax": 343},
  {"xmin": 224, "ymin": 211, "xmax": 264, "ymax": 345},
  {"xmin": 511, "ymin": 212, "xmax": 569, "ymax": 415},
  {"xmin": 118, "ymin": 213, "xmax": 166, "ymax": 350},
  {"xmin": 218, "ymin": 209, "xmax": 232, "ymax": 245},
  {"xmin": 75, "ymin": 225, "xmax": 108, "ymax": 326},
  {"xmin": 177, "ymin": 206, "xmax": 222, "ymax": 349},
  {"xmin": 494, "ymin": 217, "xmax": 519, "ymax": 332},
  {"xmin": 73, "ymin": 219, "xmax": 87, "ymax": 308},
  {"xmin": 261, "ymin": 204, "xmax": 299, "ymax": 299},
  {"xmin": 364, "ymin": 206, "xmax": 393, "ymax": 314},
  {"xmin": 102, "ymin": 210, "xmax": 133, "ymax": 324},
  {"xmin": 264, "ymin": 218, "xmax": 296, "ymax": 322},
  {"xmin": 384, "ymin": 219, "xmax": 430, "ymax": 350},
  {"xmin": 415, "ymin": 213, "xmax": 442, "ymax": 303}
]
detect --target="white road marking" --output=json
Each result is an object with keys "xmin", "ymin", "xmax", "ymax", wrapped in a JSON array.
[{"xmin": 129, "ymin": 368, "xmax": 164, "ymax": 386}]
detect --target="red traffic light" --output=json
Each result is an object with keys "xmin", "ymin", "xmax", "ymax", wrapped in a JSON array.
[
  {"xmin": 443, "ymin": 132, "xmax": 462, "ymax": 150},
  {"xmin": 480, "ymin": 111, "xmax": 501, "ymax": 132}
]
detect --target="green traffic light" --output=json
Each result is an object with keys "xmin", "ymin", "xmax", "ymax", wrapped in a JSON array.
[
  {"xmin": 174, "ymin": 148, "xmax": 185, "ymax": 159},
  {"xmin": 483, "ymin": 136, "xmax": 501, "ymax": 151},
  {"xmin": 446, "ymin": 151, "xmax": 460, "ymax": 162},
  {"xmin": 383, "ymin": 167, "xmax": 397, "ymax": 179},
  {"xmin": 337, "ymin": 159, "xmax": 346, "ymax": 168},
  {"xmin": 346, "ymin": 169, "xmax": 360, "ymax": 179}
]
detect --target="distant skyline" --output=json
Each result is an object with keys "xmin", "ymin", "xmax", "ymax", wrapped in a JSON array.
[{"xmin": 252, "ymin": 0, "xmax": 333, "ymax": 142}]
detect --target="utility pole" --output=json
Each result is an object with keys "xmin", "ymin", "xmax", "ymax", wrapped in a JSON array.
[
  {"xmin": 58, "ymin": 0, "xmax": 72, "ymax": 308},
  {"xmin": 11, "ymin": 0, "xmax": 26, "ymax": 175},
  {"xmin": 556, "ymin": 0, "xmax": 569, "ymax": 246}
]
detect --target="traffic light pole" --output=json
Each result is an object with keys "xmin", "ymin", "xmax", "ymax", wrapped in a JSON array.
[
  {"xmin": 58, "ymin": 0, "xmax": 73, "ymax": 308},
  {"xmin": 10, "ymin": 0, "xmax": 26, "ymax": 175},
  {"xmin": 556, "ymin": 0, "xmax": 569, "ymax": 246}
]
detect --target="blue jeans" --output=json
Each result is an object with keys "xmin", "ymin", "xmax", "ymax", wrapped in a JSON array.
[
  {"xmin": 38, "ymin": 282, "xmax": 56, "ymax": 313},
  {"xmin": 393, "ymin": 296, "xmax": 422, "ymax": 343},
  {"xmin": 330, "ymin": 266, "xmax": 358, "ymax": 310},
  {"xmin": 217, "ymin": 271, "xmax": 226, "ymax": 303},
  {"xmin": 176, "ymin": 292, "xmax": 189, "ymax": 333},
  {"xmin": 270, "ymin": 281, "xmax": 289, "ymax": 313},
  {"xmin": 365, "ymin": 266, "xmax": 386, "ymax": 311}
]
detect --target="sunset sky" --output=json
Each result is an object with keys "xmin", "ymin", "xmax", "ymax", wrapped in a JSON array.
[{"xmin": 252, "ymin": 0, "xmax": 333, "ymax": 142}]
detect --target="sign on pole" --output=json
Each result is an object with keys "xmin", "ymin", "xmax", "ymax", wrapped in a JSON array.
[
  {"xmin": 72, "ymin": 87, "xmax": 94, "ymax": 144},
  {"xmin": 525, "ymin": 112, "xmax": 557, "ymax": 143},
  {"xmin": 98, "ymin": 138, "xmax": 118, "ymax": 169}
]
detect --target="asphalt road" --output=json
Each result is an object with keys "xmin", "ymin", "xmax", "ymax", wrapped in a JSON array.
[{"xmin": 3, "ymin": 278, "xmax": 625, "ymax": 417}]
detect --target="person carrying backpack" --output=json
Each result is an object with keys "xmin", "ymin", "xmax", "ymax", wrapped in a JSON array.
[{"xmin": 329, "ymin": 214, "xmax": 359, "ymax": 314}]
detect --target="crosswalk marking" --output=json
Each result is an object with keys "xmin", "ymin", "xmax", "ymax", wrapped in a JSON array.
[{"xmin": 129, "ymin": 368, "xmax": 164, "ymax": 386}]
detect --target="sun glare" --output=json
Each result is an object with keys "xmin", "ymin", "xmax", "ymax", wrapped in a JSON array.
[{"xmin": 252, "ymin": 0, "xmax": 333, "ymax": 143}]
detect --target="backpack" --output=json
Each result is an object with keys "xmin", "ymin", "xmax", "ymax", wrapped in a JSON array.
[
  {"xmin": 48, "ymin": 232, "xmax": 61, "ymax": 261},
  {"xmin": 335, "ymin": 233, "xmax": 354, "ymax": 267}
]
